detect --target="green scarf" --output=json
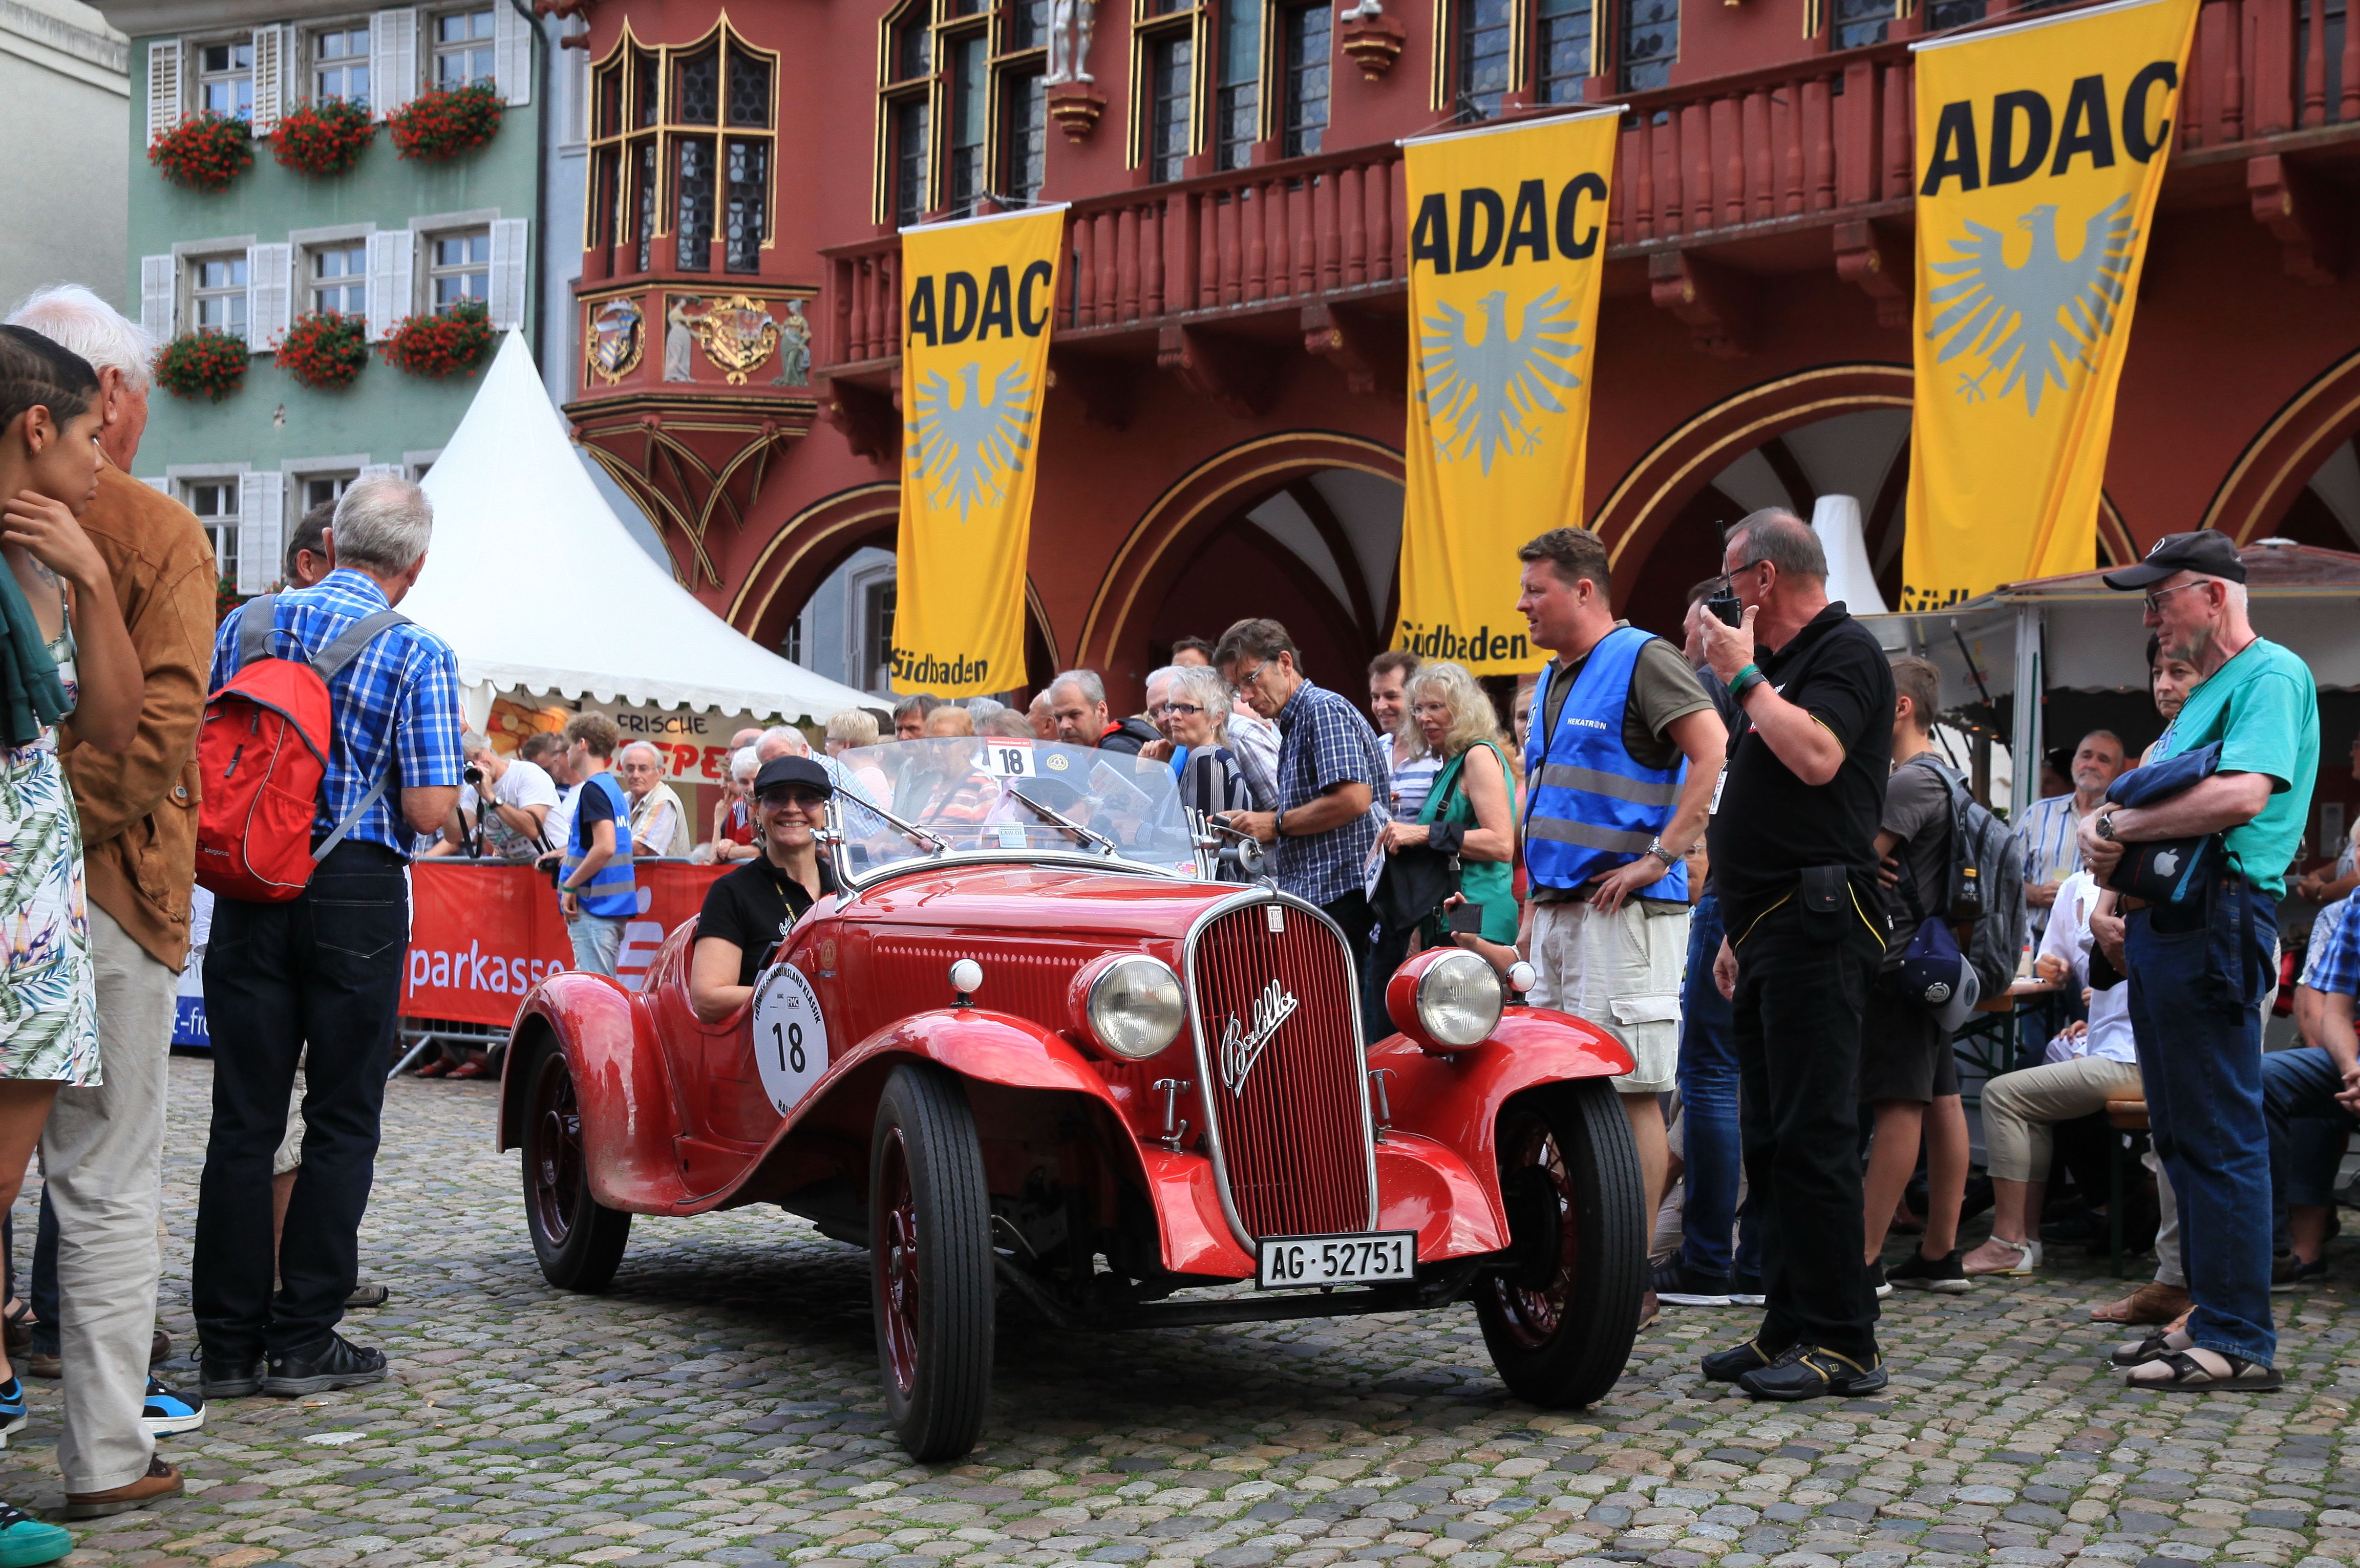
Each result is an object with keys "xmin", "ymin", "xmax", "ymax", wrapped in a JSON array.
[{"xmin": 0, "ymin": 559, "xmax": 68, "ymax": 749}]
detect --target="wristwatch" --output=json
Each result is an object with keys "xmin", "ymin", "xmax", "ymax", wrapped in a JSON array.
[
  {"xmin": 1273, "ymin": 809, "xmax": 1287, "ymax": 838},
  {"xmin": 2094, "ymin": 810, "xmax": 2118, "ymax": 842},
  {"xmin": 1646, "ymin": 836, "xmax": 1678, "ymax": 868}
]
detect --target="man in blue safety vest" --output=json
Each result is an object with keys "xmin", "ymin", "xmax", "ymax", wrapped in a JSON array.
[
  {"xmin": 558, "ymin": 712, "xmax": 639, "ymax": 978},
  {"xmin": 1515, "ymin": 528, "xmax": 1727, "ymax": 1306}
]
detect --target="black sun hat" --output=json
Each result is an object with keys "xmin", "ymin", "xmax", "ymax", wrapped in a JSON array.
[
  {"xmin": 2101, "ymin": 530, "xmax": 2248, "ymax": 590},
  {"xmin": 753, "ymin": 755, "xmax": 833, "ymax": 798}
]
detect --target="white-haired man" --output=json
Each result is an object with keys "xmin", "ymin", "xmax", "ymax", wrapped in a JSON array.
[
  {"xmin": 8, "ymin": 284, "xmax": 215, "ymax": 1515},
  {"xmin": 619, "ymin": 740, "xmax": 691, "ymax": 857},
  {"xmin": 2081, "ymin": 531, "xmax": 2318, "ymax": 1392},
  {"xmin": 196, "ymin": 475, "xmax": 462, "ymax": 1404}
]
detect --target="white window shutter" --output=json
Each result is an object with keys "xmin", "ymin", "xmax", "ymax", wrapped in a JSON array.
[
  {"xmin": 237, "ymin": 471, "xmax": 284, "ymax": 595},
  {"xmin": 494, "ymin": 0, "xmax": 530, "ymax": 107},
  {"xmin": 246, "ymin": 243, "xmax": 292, "ymax": 348},
  {"xmin": 370, "ymin": 8, "xmax": 417, "ymax": 119},
  {"xmin": 251, "ymin": 26, "xmax": 284, "ymax": 135},
  {"xmin": 364, "ymin": 229, "xmax": 414, "ymax": 341},
  {"xmin": 487, "ymin": 218, "xmax": 528, "ymax": 331},
  {"xmin": 146, "ymin": 38, "xmax": 180, "ymax": 144},
  {"xmin": 139, "ymin": 254, "xmax": 177, "ymax": 341}
]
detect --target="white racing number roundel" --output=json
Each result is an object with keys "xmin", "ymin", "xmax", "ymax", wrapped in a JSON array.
[{"xmin": 750, "ymin": 962, "xmax": 829, "ymax": 1116}]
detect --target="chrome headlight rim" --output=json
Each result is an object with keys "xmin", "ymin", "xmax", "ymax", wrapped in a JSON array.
[
  {"xmin": 1082, "ymin": 953, "xmax": 1186, "ymax": 1060},
  {"xmin": 1415, "ymin": 948, "xmax": 1505, "ymax": 1048}
]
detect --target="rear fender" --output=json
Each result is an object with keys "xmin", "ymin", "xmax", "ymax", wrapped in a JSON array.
[
  {"xmin": 498, "ymin": 974, "xmax": 694, "ymax": 1213},
  {"xmin": 1372, "ymin": 1005, "xmax": 1633, "ymax": 1221}
]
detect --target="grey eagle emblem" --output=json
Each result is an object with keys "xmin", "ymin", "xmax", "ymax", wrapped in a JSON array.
[
  {"xmin": 911, "ymin": 361, "xmax": 1035, "ymax": 520},
  {"xmin": 1925, "ymin": 196, "xmax": 2136, "ymax": 418},
  {"xmin": 1419, "ymin": 287, "xmax": 1585, "ymax": 474}
]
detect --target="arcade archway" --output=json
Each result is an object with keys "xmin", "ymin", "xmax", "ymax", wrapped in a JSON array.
[{"xmin": 2204, "ymin": 345, "xmax": 2360, "ymax": 549}]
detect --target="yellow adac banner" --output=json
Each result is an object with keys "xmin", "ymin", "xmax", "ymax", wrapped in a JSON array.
[
  {"xmin": 890, "ymin": 204, "xmax": 1066, "ymax": 696},
  {"xmin": 1397, "ymin": 109, "xmax": 1619, "ymax": 676},
  {"xmin": 1902, "ymin": 0, "xmax": 2198, "ymax": 610}
]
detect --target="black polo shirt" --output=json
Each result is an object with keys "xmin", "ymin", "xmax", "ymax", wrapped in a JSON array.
[
  {"xmin": 698, "ymin": 854, "xmax": 839, "ymax": 986},
  {"xmin": 1704, "ymin": 602, "xmax": 1894, "ymax": 942}
]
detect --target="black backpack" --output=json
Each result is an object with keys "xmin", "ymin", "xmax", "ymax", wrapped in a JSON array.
[{"xmin": 1900, "ymin": 753, "xmax": 2027, "ymax": 1002}]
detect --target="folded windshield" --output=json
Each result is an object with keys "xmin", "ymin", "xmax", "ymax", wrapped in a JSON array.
[{"xmin": 828, "ymin": 737, "xmax": 1203, "ymax": 879}]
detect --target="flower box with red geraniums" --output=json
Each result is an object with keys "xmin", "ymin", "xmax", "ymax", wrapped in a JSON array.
[
  {"xmin": 272, "ymin": 98, "xmax": 375, "ymax": 177},
  {"xmin": 155, "ymin": 331, "xmax": 250, "ymax": 402},
  {"xmin": 386, "ymin": 83, "xmax": 502, "ymax": 163},
  {"xmin": 377, "ymin": 299, "xmax": 495, "ymax": 379},
  {"xmin": 149, "ymin": 113, "xmax": 253, "ymax": 192},
  {"xmin": 275, "ymin": 312, "xmax": 369, "ymax": 390}
]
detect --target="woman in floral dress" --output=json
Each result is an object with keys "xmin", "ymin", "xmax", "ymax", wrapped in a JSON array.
[{"xmin": 0, "ymin": 325, "xmax": 142, "ymax": 1567}]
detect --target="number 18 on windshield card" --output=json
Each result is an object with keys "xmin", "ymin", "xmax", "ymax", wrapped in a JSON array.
[{"xmin": 890, "ymin": 204, "xmax": 1068, "ymax": 698}]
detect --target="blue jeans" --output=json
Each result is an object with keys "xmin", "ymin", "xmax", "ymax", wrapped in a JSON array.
[
  {"xmin": 2124, "ymin": 876, "xmax": 2278, "ymax": 1367},
  {"xmin": 2262, "ymin": 1045, "xmax": 2358, "ymax": 1255},
  {"xmin": 568, "ymin": 913, "xmax": 626, "ymax": 978},
  {"xmin": 1676, "ymin": 894, "xmax": 1761, "ymax": 1279}
]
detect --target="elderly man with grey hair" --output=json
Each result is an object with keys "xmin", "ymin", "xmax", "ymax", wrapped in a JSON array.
[
  {"xmin": 196, "ymin": 474, "xmax": 462, "ymax": 1406},
  {"xmin": 1048, "ymin": 669, "xmax": 1158, "ymax": 754},
  {"xmin": 618, "ymin": 740, "xmax": 692, "ymax": 858},
  {"xmin": 5, "ymin": 284, "xmax": 216, "ymax": 1513}
]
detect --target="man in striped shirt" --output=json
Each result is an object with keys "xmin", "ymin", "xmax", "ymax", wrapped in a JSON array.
[{"xmin": 2012, "ymin": 729, "xmax": 2128, "ymax": 942}]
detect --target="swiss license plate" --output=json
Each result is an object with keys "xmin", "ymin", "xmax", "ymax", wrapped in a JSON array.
[{"xmin": 1255, "ymin": 1231, "xmax": 1417, "ymax": 1290}]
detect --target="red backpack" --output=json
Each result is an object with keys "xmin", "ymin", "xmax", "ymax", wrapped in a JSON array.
[{"xmin": 195, "ymin": 594, "xmax": 412, "ymax": 903}]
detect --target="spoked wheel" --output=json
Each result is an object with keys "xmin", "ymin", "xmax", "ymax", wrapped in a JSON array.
[
  {"xmin": 869, "ymin": 1063, "xmax": 994, "ymax": 1462},
  {"xmin": 1474, "ymin": 1079, "xmax": 1646, "ymax": 1408},
  {"xmin": 520, "ymin": 1039, "xmax": 632, "ymax": 1292}
]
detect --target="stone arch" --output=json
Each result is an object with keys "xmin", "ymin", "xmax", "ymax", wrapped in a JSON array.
[
  {"xmin": 1074, "ymin": 431, "xmax": 1407, "ymax": 681},
  {"xmin": 2200, "ymin": 345, "xmax": 2360, "ymax": 544}
]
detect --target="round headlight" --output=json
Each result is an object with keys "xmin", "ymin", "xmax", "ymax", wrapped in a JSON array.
[
  {"xmin": 1073, "ymin": 954, "xmax": 1186, "ymax": 1060},
  {"xmin": 1415, "ymin": 949, "xmax": 1505, "ymax": 1048}
]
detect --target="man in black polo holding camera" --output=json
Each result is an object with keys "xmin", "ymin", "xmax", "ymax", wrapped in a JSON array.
[{"xmin": 1695, "ymin": 508, "xmax": 1896, "ymax": 1401}]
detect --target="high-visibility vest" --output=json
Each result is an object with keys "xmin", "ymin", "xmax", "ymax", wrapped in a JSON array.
[
  {"xmin": 1522, "ymin": 625, "xmax": 1687, "ymax": 903},
  {"xmin": 564, "ymin": 770, "xmax": 638, "ymax": 918}
]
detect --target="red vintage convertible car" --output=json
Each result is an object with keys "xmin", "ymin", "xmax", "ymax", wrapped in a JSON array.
[{"xmin": 498, "ymin": 737, "xmax": 1645, "ymax": 1460}]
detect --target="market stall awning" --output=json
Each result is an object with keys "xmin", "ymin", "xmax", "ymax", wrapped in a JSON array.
[
  {"xmin": 404, "ymin": 332, "xmax": 882, "ymax": 725},
  {"xmin": 1862, "ymin": 539, "xmax": 2360, "ymax": 703}
]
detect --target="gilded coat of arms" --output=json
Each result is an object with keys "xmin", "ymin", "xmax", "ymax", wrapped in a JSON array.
[
  {"xmin": 692, "ymin": 295, "xmax": 784, "ymax": 384},
  {"xmin": 587, "ymin": 297, "xmax": 644, "ymax": 384}
]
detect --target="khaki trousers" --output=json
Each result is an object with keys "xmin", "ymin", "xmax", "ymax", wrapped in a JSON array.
[
  {"xmin": 39, "ymin": 905, "xmax": 167, "ymax": 1492},
  {"xmin": 1980, "ymin": 1054, "xmax": 2144, "ymax": 1183}
]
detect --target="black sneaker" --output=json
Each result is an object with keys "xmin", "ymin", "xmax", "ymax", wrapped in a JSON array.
[
  {"xmin": 1701, "ymin": 1338, "xmax": 1781, "ymax": 1383},
  {"xmin": 1738, "ymin": 1344, "xmax": 1890, "ymax": 1402},
  {"xmin": 1887, "ymin": 1247, "xmax": 1971, "ymax": 1295},
  {"xmin": 1866, "ymin": 1260, "xmax": 1893, "ymax": 1300},
  {"xmin": 200, "ymin": 1356, "xmax": 264, "ymax": 1399},
  {"xmin": 262, "ymin": 1333, "xmax": 387, "ymax": 1397},
  {"xmin": 1650, "ymin": 1256, "xmax": 1733, "ymax": 1307},
  {"xmin": 1729, "ymin": 1269, "xmax": 1765, "ymax": 1307}
]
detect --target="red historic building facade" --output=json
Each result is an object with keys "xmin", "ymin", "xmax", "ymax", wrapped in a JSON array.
[{"xmin": 547, "ymin": 0, "xmax": 2360, "ymax": 709}]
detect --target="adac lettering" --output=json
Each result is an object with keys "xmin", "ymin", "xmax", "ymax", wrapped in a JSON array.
[
  {"xmin": 1409, "ymin": 174, "xmax": 1608, "ymax": 274},
  {"xmin": 905, "ymin": 261, "xmax": 1055, "ymax": 347},
  {"xmin": 1919, "ymin": 65, "xmax": 2179, "ymax": 196}
]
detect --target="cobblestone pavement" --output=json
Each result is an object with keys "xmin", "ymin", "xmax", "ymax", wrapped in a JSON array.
[{"xmin": 4, "ymin": 1056, "xmax": 2356, "ymax": 1568}]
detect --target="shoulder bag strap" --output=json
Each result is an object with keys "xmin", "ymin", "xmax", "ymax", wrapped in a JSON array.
[
  {"xmin": 307, "ymin": 607, "xmax": 416, "ymax": 862},
  {"xmin": 236, "ymin": 594, "xmax": 280, "ymax": 669}
]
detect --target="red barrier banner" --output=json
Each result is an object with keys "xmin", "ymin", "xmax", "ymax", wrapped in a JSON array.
[{"xmin": 401, "ymin": 860, "xmax": 729, "ymax": 1027}]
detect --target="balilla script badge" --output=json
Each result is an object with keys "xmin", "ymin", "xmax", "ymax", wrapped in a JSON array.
[{"xmin": 1219, "ymin": 980, "xmax": 1301, "ymax": 1094}]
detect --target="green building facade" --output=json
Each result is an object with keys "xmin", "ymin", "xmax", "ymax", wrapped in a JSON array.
[{"xmin": 108, "ymin": 0, "xmax": 543, "ymax": 593}]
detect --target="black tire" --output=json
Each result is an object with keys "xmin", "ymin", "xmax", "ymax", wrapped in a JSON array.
[
  {"xmin": 869, "ymin": 1063, "xmax": 995, "ymax": 1462},
  {"xmin": 1474, "ymin": 1078, "xmax": 1647, "ymax": 1408},
  {"xmin": 520, "ymin": 1038, "xmax": 632, "ymax": 1292}
]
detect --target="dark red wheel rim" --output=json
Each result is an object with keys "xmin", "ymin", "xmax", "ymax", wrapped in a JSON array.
[
  {"xmin": 876, "ymin": 1127, "xmax": 921, "ymax": 1397},
  {"xmin": 528, "ymin": 1057, "xmax": 585, "ymax": 1249},
  {"xmin": 1487, "ymin": 1110, "xmax": 1578, "ymax": 1348}
]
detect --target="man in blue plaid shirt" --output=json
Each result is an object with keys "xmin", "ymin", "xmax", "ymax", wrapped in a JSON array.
[
  {"xmin": 194, "ymin": 475, "xmax": 461, "ymax": 1402},
  {"xmin": 2266, "ymin": 897, "xmax": 2359, "ymax": 1281},
  {"xmin": 1211, "ymin": 619, "xmax": 1387, "ymax": 975}
]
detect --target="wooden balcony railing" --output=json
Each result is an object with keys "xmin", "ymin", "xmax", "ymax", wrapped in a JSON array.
[{"xmin": 819, "ymin": 0, "xmax": 2356, "ymax": 370}]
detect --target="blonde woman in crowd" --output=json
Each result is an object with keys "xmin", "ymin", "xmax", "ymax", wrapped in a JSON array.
[{"xmin": 1379, "ymin": 660, "xmax": 1518, "ymax": 946}]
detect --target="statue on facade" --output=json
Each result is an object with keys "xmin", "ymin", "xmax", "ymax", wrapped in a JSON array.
[
  {"xmin": 1045, "ymin": 0, "xmax": 1096, "ymax": 84},
  {"xmin": 664, "ymin": 296, "xmax": 706, "ymax": 382},
  {"xmin": 1340, "ymin": 0, "xmax": 1382, "ymax": 17},
  {"xmin": 775, "ymin": 300, "xmax": 812, "ymax": 388}
]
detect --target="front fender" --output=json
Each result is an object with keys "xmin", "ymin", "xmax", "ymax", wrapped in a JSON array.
[
  {"xmin": 1373, "ymin": 1005, "xmax": 1634, "ymax": 1222},
  {"xmin": 498, "ymin": 973, "xmax": 694, "ymax": 1214}
]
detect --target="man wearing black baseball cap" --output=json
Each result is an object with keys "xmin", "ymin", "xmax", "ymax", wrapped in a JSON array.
[
  {"xmin": 689, "ymin": 756, "xmax": 839, "ymax": 1022},
  {"xmin": 2081, "ymin": 531, "xmax": 2317, "ymax": 1390}
]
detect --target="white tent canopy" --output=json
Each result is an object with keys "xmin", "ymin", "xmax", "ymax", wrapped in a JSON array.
[{"xmin": 406, "ymin": 332, "xmax": 881, "ymax": 726}]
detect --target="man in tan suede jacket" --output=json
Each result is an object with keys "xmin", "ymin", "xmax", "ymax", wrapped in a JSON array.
[{"xmin": 10, "ymin": 285, "xmax": 216, "ymax": 1517}]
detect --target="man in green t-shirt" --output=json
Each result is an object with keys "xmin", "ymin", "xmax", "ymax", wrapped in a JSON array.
[{"xmin": 2080, "ymin": 530, "xmax": 2318, "ymax": 1393}]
